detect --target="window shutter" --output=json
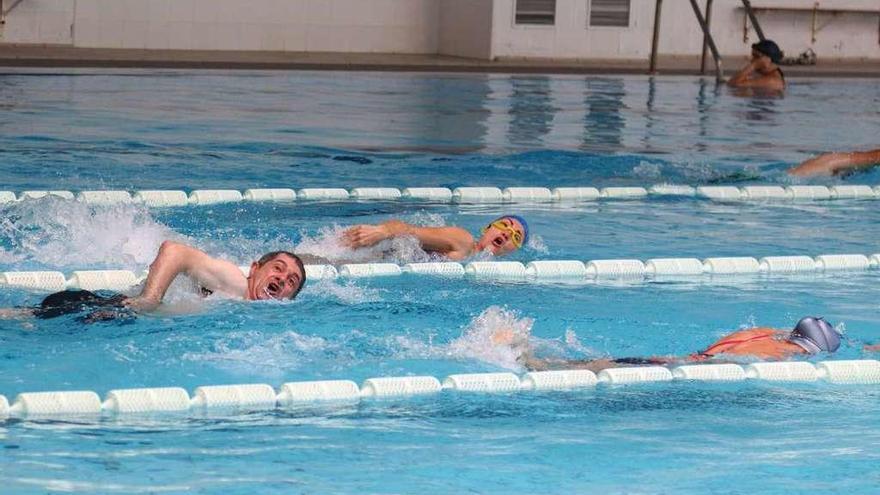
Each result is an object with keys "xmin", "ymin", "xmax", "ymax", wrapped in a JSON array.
[
  {"xmin": 516, "ymin": 0, "xmax": 556, "ymax": 25},
  {"xmin": 590, "ymin": 0, "xmax": 630, "ymax": 27}
]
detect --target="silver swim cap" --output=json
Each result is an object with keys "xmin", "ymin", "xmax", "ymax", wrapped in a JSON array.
[{"xmin": 788, "ymin": 317, "xmax": 841, "ymax": 354}]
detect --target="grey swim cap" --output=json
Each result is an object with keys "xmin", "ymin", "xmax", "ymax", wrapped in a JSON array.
[{"xmin": 788, "ymin": 317, "xmax": 841, "ymax": 354}]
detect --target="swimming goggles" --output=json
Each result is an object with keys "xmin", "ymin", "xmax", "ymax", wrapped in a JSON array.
[{"xmin": 482, "ymin": 219, "xmax": 524, "ymax": 248}]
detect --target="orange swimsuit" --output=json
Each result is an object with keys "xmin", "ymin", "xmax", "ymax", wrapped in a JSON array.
[{"xmin": 690, "ymin": 328, "xmax": 804, "ymax": 361}]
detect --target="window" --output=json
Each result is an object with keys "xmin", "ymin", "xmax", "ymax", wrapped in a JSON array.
[
  {"xmin": 515, "ymin": 0, "xmax": 556, "ymax": 25},
  {"xmin": 589, "ymin": 0, "xmax": 630, "ymax": 27}
]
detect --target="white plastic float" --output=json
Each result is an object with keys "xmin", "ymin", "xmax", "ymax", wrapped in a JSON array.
[
  {"xmin": 0, "ymin": 271, "xmax": 67, "ymax": 291},
  {"xmin": 520, "ymin": 370, "xmax": 598, "ymax": 391},
  {"xmin": 442, "ymin": 373, "xmax": 522, "ymax": 393},
  {"xmin": 243, "ymin": 188, "xmax": 297, "ymax": 202},
  {"xmin": 758, "ymin": 256, "xmax": 817, "ymax": 274},
  {"xmin": 296, "ymin": 188, "xmax": 349, "ymax": 201},
  {"xmin": 402, "ymin": 262, "xmax": 466, "ymax": 278},
  {"xmin": 585, "ymin": 259, "xmax": 646, "ymax": 279},
  {"xmin": 597, "ymin": 366, "xmax": 673, "ymax": 384},
  {"xmin": 645, "ymin": 258, "xmax": 705, "ymax": 277},
  {"xmin": 400, "ymin": 187, "xmax": 453, "ymax": 201},
  {"xmin": 786, "ymin": 185, "xmax": 832, "ymax": 201},
  {"xmin": 464, "ymin": 261, "xmax": 527, "ymax": 282},
  {"xmin": 349, "ymin": 188, "xmax": 402, "ymax": 200},
  {"xmin": 67, "ymin": 270, "xmax": 139, "ymax": 291},
  {"xmin": 830, "ymin": 185, "xmax": 875, "ymax": 199},
  {"xmin": 551, "ymin": 187, "xmax": 600, "ymax": 201},
  {"xmin": 744, "ymin": 362, "xmax": 819, "ymax": 382},
  {"xmin": 10, "ymin": 391, "xmax": 102, "ymax": 416},
  {"xmin": 702, "ymin": 257, "xmax": 761, "ymax": 275},
  {"xmin": 190, "ymin": 384, "xmax": 278, "ymax": 410},
  {"xmin": 360, "ymin": 376, "xmax": 443, "ymax": 398},
  {"xmin": 76, "ymin": 190, "xmax": 133, "ymax": 204},
  {"xmin": 815, "ymin": 360, "xmax": 880, "ymax": 384},
  {"xmin": 671, "ymin": 364, "xmax": 747, "ymax": 381},
  {"xmin": 814, "ymin": 254, "xmax": 870, "ymax": 271},
  {"xmin": 525, "ymin": 260, "xmax": 588, "ymax": 281},
  {"xmin": 697, "ymin": 186, "xmax": 743, "ymax": 201},
  {"xmin": 277, "ymin": 380, "xmax": 361, "ymax": 405},
  {"xmin": 338, "ymin": 263, "xmax": 402, "ymax": 278},
  {"xmin": 502, "ymin": 187, "xmax": 552, "ymax": 203},
  {"xmin": 103, "ymin": 387, "xmax": 191, "ymax": 414},
  {"xmin": 304, "ymin": 264, "xmax": 339, "ymax": 281},
  {"xmin": 188, "ymin": 190, "xmax": 243, "ymax": 205},
  {"xmin": 19, "ymin": 190, "xmax": 74, "ymax": 201},
  {"xmin": 648, "ymin": 184, "xmax": 696, "ymax": 196},
  {"xmin": 452, "ymin": 187, "xmax": 504, "ymax": 203},
  {"xmin": 600, "ymin": 187, "xmax": 648, "ymax": 199},
  {"xmin": 133, "ymin": 190, "xmax": 189, "ymax": 207},
  {"xmin": 741, "ymin": 185, "xmax": 789, "ymax": 200}
]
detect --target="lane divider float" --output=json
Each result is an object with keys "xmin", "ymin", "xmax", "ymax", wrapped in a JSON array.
[
  {"xmin": 2, "ymin": 253, "xmax": 878, "ymax": 292},
  {"xmin": 1, "ymin": 184, "xmax": 878, "ymax": 207},
  {"xmin": 1, "ymin": 360, "xmax": 877, "ymax": 420}
]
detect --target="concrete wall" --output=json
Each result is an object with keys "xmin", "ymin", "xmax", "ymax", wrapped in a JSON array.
[
  {"xmin": 2, "ymin": 0, "xmax": 74, "ymax": 44},
  {"xmin": 4, "ymin": 0, "xmax": 439, "ymax": 53},
  {"xmin": 439, "ymin": 0, "xmax": 493, "ymax": 59},
  {"xmin": 2, "ymin": 0, "xmax": 878, "ymax": 61},
  {"xmin": 490, "ymin": 0, "xmax": 880, "ymax": 60}
]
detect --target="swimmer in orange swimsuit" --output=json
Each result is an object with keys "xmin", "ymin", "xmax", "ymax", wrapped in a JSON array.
[{"xmin": 508, "ymin": 317, "xmax": 842, "ymax": 373}]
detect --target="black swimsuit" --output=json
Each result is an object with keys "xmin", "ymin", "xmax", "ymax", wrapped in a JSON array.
[{"xmin": 33, "ymin": 290, "xmax": 131, "ymax": 322}]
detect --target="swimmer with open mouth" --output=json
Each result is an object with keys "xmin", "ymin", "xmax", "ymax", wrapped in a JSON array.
[
  {"xmin": 0, "ymin": 241, "xmax": 306, "ymax": 323},
  {"xmin": 342, "ymin": 214, "xmax": 529, "ymax": 261}
]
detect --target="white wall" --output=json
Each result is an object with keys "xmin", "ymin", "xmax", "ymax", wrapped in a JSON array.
[
  {"xmin": 491, "ymin": 0, "xmax": 880, "ymax": 60},
  {"xmin": 439, "ymin": 0, "xmax": 493, "ymax": 59},
  {"xmin": 2, "ymin": 0, "xmax": 74, "ymax": 44},
  {"xmin": 3, "ymin": 0, "xmax": 439, "ymax": 53},
  {"xmin": 71, "ymin": 0, "xmax": 438, "ymax": 52},
  {"xmin": 2, "ymin": 0, "xmax": 879, "ymax": 61}
]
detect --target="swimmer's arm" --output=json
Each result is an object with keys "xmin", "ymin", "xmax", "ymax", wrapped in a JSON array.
[
  {"xmin": 127, "ymin": 241, "xmax": 245, "ymax": 311},
  {"xmin": 726, "ymin": 60, "xmax": 758, "ymax": 87},
  {"xmin": 788, "ymin": 149, "xmax": 880, "ymax": 177},
  {"xmin": 344, "ymin": 221, "xmax": 473, "ymax": 257},
  {"xmin": 865, "ymin": 344, "xmax": 880, "ymax": 352}
]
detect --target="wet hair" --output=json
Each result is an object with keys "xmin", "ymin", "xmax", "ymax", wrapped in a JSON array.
[{"xmin": 256, "ymin": 251, "xmax": 307, "ymax": 299}]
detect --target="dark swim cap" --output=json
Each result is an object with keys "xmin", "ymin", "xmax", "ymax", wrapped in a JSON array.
[
  {"xmin": 789, "ymin": 317, "xmax": 841, "ymax": 354},
  {"xmin": 752, "ymin": 39, "xmax": 783, "ymax": 64}
]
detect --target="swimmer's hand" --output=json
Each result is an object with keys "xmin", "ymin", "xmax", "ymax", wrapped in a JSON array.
[
  {"xmin": 343, "ymin": 221, "xmax": 407, "ymax": 248},
  {"xmin": 123, "ymin": 296, "xmax": 160, "ymax": 313}
]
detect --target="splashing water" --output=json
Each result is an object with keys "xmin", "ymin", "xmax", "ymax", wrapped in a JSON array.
[
  {"xmin": 294, "ymin": 224, "xmax": 437, "ymax": 264},
  {"xmin": 446, "ymin": 306, "xmax": 534, "ymax": 370},
  {"xmin": 0, "ymin": 198, "xmax": 183, "ymax": 270}
]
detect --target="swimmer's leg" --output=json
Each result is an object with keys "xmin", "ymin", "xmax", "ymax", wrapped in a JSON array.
[{"xmin": 0, "ymin": 308, "xmax": 35, "ymax": 319}]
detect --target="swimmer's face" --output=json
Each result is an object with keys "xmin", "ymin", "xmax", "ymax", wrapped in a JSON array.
[
  {"xmin": 476, "ymin": 217, "xmax": 525, "ymax": 256},
  {"xmin": 247, "ymin": 254, "xmax": 305, "ymax": 301},
  {"xmin": 751, "ymin": 50, "xmax": 772, "ymax": 70}
]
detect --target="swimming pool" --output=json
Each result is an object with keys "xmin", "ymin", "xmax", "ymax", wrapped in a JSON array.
[{"xmin": 1, "ymin": 69, "xmax": 879, "ymax": 494}]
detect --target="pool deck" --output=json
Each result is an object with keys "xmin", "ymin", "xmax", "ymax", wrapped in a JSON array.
[{"xmin": 1, "ymin": 44, "xmax": 879, "ymax": 77}]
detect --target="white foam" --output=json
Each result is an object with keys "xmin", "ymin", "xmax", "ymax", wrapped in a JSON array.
[
  {"xmin": 0, "ymin": 199, "xmax": 180, "ymax": 270},
  {"xmin": 446, "ymin": 306, "xmax": 533, "ymax": 371}
]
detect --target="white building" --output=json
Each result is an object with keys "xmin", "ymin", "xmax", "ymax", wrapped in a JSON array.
[{"xmin": 2, "ymin": 0, "xmax": 878, "ymax": 61}]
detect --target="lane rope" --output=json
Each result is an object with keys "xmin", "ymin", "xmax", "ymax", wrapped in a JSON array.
[
  {"xmin": 2, "ymin": 360, "xmax": 877, "ymax": 419},
  {"xmin": 0, "ymin": 185, "xmax": 878, "ymax": 206},
  {"xmin": 1, "ymin": 253, "xmax": 878, "ymax": 291}
]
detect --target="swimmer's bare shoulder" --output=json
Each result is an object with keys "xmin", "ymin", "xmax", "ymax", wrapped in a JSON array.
[{"xmin": 127, "ymin": 240, "xmax": 247, "ymax": 311}]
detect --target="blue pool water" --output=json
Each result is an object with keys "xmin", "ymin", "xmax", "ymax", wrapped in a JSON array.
[{"xmin": 1, "ymin": 69, "xmax": 880, "ymax": 494}]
